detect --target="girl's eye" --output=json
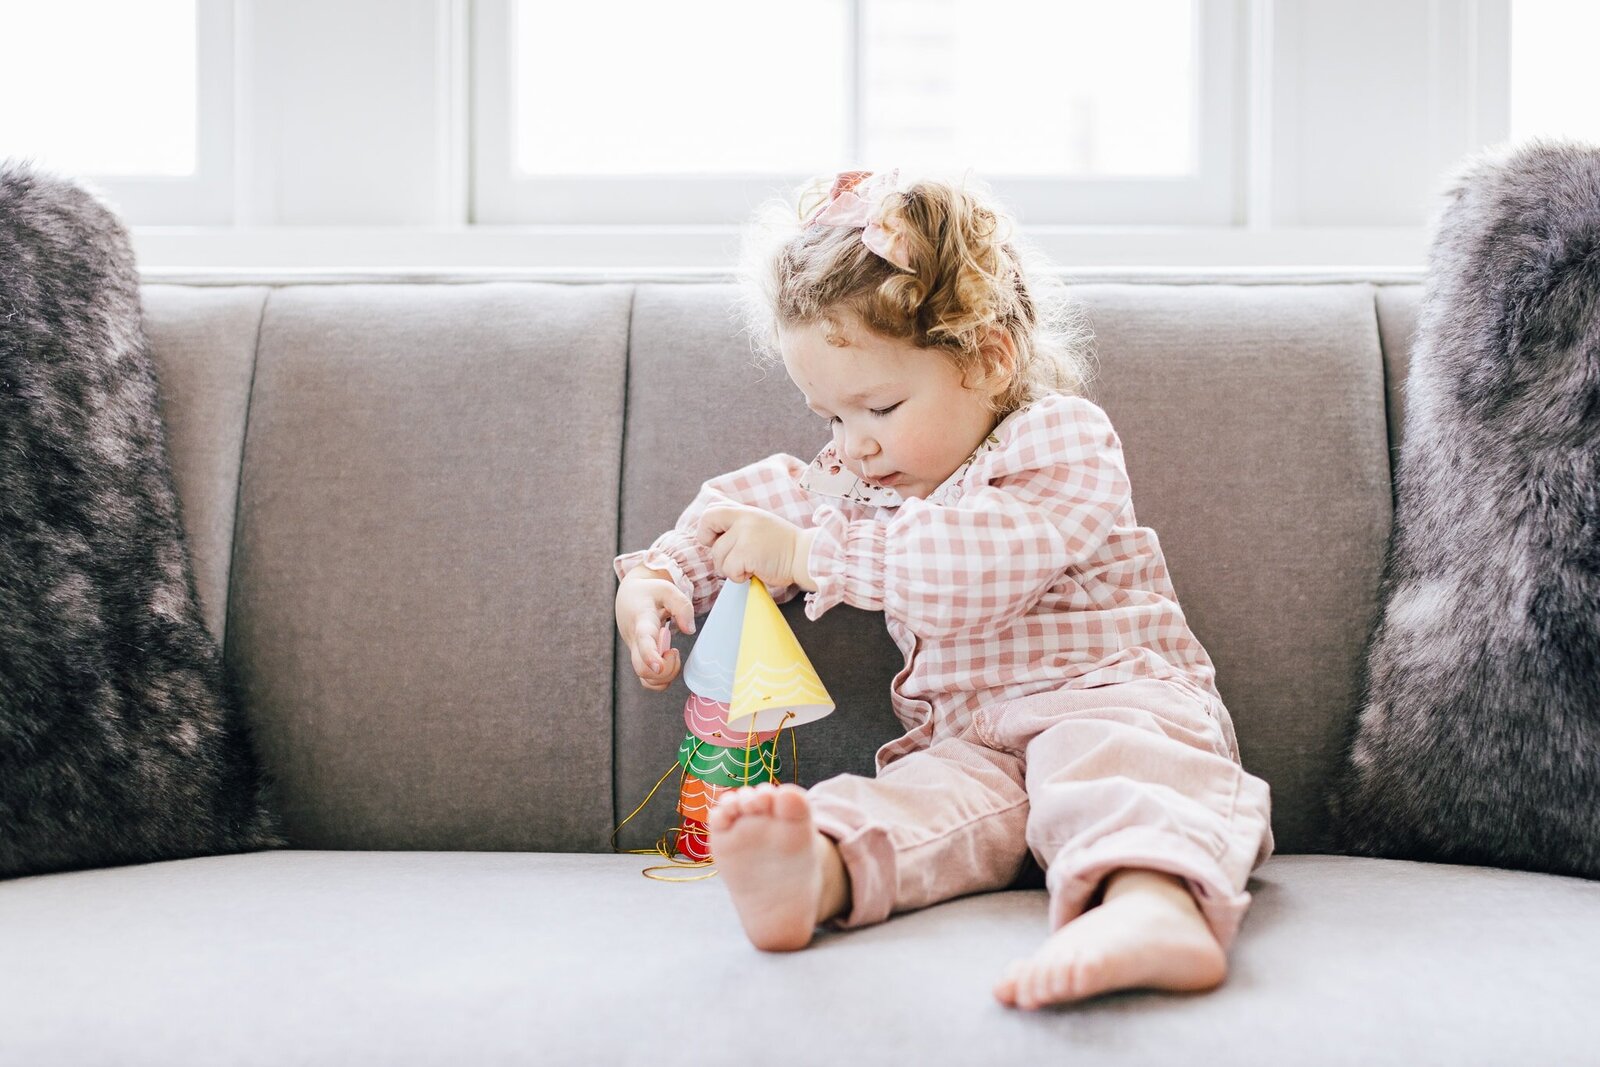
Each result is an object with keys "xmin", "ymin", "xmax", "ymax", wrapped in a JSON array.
[{"xmin": 869, "ymin": 403, "xmax": 902, "ymax": 417}]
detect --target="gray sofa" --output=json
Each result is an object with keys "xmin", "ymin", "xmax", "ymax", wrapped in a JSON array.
[{"xmin": 4, "ymin": 272, "xmax": 1597, "ymax": 1065}]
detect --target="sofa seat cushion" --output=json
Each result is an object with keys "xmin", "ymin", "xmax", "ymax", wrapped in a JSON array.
[{"xmin": 2, "ymin": 853, "xmax": 1593, "ymax": 1064}]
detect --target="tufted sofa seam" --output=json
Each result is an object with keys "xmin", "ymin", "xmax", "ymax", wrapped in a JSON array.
[{"xmin": 221, "ymin": 286, "xmax": 271, "ymax": 671}]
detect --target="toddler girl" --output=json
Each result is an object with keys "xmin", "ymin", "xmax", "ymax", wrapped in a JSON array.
[{"xmin": 613, "ymin": 170, "xmax": 1273, "ymax": 1009}]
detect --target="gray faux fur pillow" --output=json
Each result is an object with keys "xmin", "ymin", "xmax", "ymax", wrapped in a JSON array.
[
  {"xmin": 1332, "ymin": 141, "xmax": 1600, "ymax": 878},
  {"xmin": 0, "ymin": 163, "xmax": 282, "ymax": 877}
]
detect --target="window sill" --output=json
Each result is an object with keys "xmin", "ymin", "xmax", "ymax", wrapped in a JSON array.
[{"xmin": 131, "ymin": 225, "xmax": 1431, "ymax": 275}]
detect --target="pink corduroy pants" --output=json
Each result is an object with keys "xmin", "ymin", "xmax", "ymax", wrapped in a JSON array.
[{"xmin": 805, "ymin": 678, "xmax": 1275, "ymax": 949}]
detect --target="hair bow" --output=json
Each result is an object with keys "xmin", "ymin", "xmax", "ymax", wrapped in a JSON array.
[{"xmin": 802, "ymin": 169, "xmax": 913, "ymax": 272}]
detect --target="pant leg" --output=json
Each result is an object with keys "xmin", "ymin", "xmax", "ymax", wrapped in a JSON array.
[
  {"xmin": 973, "ymin": 678, "xmax": 1274, "ymax": 950},
  {"xmin": 807, "ymin": 733, "xmax": 1030, "ymax": 929}
]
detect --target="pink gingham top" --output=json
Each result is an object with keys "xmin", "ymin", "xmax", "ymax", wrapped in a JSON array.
[{"xmin": 614, "ymin": 393, "xmax": 1221, "ymax": 769}]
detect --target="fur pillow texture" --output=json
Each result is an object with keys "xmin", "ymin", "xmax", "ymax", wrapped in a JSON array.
[
  {"xmin": 0, "ymin": 163, "xmax": 282, "ymax": 877},
  {"xmin": 1333, "ymin": 140, "xmax": 1600, "ymax": 878}
]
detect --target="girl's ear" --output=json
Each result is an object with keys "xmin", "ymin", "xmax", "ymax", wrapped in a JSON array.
[{"xmin": 978, "ymin": 326, "xmax": 1017, "ymax": 395}]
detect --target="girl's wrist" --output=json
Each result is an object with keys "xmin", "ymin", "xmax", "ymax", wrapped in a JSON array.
[
  {"xmin": 624, "ymin": 564, "xmax": 673, "ymax": 585},
  {"xmin": 794, "ymin": 529, "xmax": 819, "ymax": 592}
]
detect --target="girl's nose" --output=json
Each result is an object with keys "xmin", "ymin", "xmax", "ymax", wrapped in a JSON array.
[{"xmin": 838, "ymin": 425, "xmax": 879, "ymax": 461}]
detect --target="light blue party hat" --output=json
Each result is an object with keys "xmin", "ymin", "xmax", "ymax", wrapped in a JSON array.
[{"xmin": 681, "ymin": 578, "xmax": 749, "ymax": 702}]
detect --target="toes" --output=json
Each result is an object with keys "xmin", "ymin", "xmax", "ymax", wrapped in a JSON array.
[
  {"xmin": 993, "ymin": 961, "xmax": 1026, "ymax": 1006},
  {"xmin": 1006, "ymin": 954, "xmax": 1094, "ymax": 1010},
  {"xmin": 742, "ymin": 784, "xmax": 776, "ymax": 817},
  {"xmin": 1025, "ymin": 963, "xmax": 1055, "ymax": 1009},
  {"xmin": 715, "ymin": 784, "xmax": 806, "ymax": 827},
  {"xmin": 770, "ymin": 784, "xmax": 810, "ymax": 821},
  {"xmin": 1007, "ymin": 962, "xmax": 1042, "ymax": 1010},
  {"xmin": 1024, "ymin": 951, "xmax": 1106, "ymax": 1008},
  {"xmin": 707, "ymin": 796, "xmax": 737, "ymax": 831},
  {"xmin": 1042, "ymin": 967, "xmax": 1069, "ymax": 1004},
  {"xmin": 1070, "ymin": 952, "xmax": 1106, "ymax": 1000}
]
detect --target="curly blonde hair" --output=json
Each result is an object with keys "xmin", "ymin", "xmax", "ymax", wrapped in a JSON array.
[{"xmin": 738, "ymin": 173, "xmax": 1093, "ymax": 413}]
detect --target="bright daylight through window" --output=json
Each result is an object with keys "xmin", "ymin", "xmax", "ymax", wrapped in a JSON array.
[
  {"xmin": 511, "ymin": 0, "xmax": 1195, "ymax": 179},
  {"xmin": 1509, "ymin": 0, "xmax": 1600, "ymax": 145},
  {"xmin": 0, "ymin": 0, "xmax": 197, "ymax": 177}
]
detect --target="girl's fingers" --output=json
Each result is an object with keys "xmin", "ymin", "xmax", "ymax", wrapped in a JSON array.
[
  {"xmin": 640, "ymin": 650, "xmax": 679, "ymax": 691},
  {"xmin": 631, "ymin": 620, "xmax": 664, "ymax": 673},
  {"xmin": 671, "ymin": 592, "xmax": 695, "ymax": 635},
  {"xmin": 631, "ymin": 642, "xmax": 681, "ymax": 688},
  {"xmin": 695, "ymin": 505, "xmax": 738, "ymax": 547},
  {"xmin": 629, "ymin": 641, "xmax": 656, "ymax": 680},
  {"xmin": 712, "ymin": 540, "xmax": 745, "ymax": 582}
]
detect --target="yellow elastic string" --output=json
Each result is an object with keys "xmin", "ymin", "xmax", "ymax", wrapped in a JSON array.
[
  {"xmin": 635, "ymin": 763, "xmax": 720, "ymax": 882},
  {"xmin": 763, "ymin": 712, "xmax": 797, "ymax": 781},
  {"xmin": 614, "ymin": 711, "xmax": 804, "ymax": 883},
  {"xmin": 787, "ymin": 713, "xmax": 799, "ymax": 780},
  {"xmin": 607, "ymin": 749, "xmax": 719, "ymax": 882},
  {"xmin": 609, "ymin": 757, "xmax": 682, "ymax": 854}
]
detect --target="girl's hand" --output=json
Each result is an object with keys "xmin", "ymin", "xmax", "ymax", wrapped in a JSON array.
[
  {"xmin": 615, "ymin": 567, "xmax": 696, "ymax": 691},
  {"xmin": 696, "ymin": 505, "xmax": 817, "ymax": 591}
]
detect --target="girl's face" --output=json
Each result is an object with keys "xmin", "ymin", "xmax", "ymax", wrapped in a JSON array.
[{"xmin": 779, "ymin": 316, "xmax": 1005, "ymax": 500}]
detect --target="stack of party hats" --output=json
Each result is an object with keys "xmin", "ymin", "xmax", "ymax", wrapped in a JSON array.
[{"xmin": 672, "ymin": 579, "xmax": 834, "ymax": 861}]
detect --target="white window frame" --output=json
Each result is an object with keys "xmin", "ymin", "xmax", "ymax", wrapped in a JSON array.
[
  {"xmin": 108, "ymin": 0, "xmax": 1522, "ymax": 270},
  {"xmin": 470, "ymin": 0, "xmax": 1241, "ymax": 227},
  {"xmin": 72, "ymin": 0, "xmax": 235, "ymax": 226}
]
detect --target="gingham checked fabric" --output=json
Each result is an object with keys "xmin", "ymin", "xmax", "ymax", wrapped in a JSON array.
[{"xmin": 615, "ymin": 393, "xmax": 1220, "ymax": 769}]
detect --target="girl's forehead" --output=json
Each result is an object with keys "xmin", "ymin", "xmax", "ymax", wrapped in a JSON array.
[
  {"xmin": 782, "ymin": 331, "xmax": 959, "ymax": 413},
  {"xmin": 781, "ymin": 319, "xmax": 908, "ymax": 365},
  {"xmin": 783, "ymin": 326, "xmax": 903, "ymax": 386}
]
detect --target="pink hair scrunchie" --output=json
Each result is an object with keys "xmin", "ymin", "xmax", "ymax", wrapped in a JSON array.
[{"xmin": 802, "ymin": 169, "xmax": 913, "ymax": 272}]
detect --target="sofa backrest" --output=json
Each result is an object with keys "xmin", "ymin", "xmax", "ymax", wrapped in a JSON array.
[{"xmin": 142, "ymin": 275, "xmax": 1423, "ymax": 857}]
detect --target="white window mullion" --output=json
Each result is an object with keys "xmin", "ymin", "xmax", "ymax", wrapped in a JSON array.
[
  {"xmin": 846, "ymin": 0, "xmax": 864, "ymax": 164},
  {"xmin": 1242, "ymin": 0, "xmax": 1274, "ymax": 229},
  {"xmin": 1427, "ymin": 0, "xmax": 1510, "ymax": 190},
  {"xmin": 438, "ymin": 0, "xmax": 472, "ymax": 226},
  {"xmin": 470, "ymin": 0, "xmax": 516, "ymax": 226}
]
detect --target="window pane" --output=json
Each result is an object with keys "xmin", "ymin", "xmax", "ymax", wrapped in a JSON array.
[
  {"xmin": 1510, "ymin": 0, "xmax": 1600, "ymax": 144},
  {"xmin": 863, "ymin": 0, "xmax": 1195, "ymax": 176},
  {"xmin": 0, "ymin": 0, "xmax": 197, "ymax": 176},
  {"xmin": 514, "ymin": 0, "xmax": 849, "ymax": 174}
]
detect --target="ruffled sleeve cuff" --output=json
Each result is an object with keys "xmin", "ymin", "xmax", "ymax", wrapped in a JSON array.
[
  {"xmin": 613, "ymin": 529, "xmax": 712, "ymax": 610},
  {"xmin": 803, "ymin": 507, "xmax": 887, "ymax": 620}
]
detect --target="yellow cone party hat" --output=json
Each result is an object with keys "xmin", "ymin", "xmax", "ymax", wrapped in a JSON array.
[{"xmin": 728, "ymin": 581, "xmax": 834, "ymax": 730}]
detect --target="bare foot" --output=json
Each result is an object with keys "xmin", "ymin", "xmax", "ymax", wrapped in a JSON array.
[
  {"xmin": 706, "ymin": 783, "xmax": 848, "ymax": 952},
  {"xmin": 993, "ymin": 869, "xmax": 1227, "ymax": 1009}
]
